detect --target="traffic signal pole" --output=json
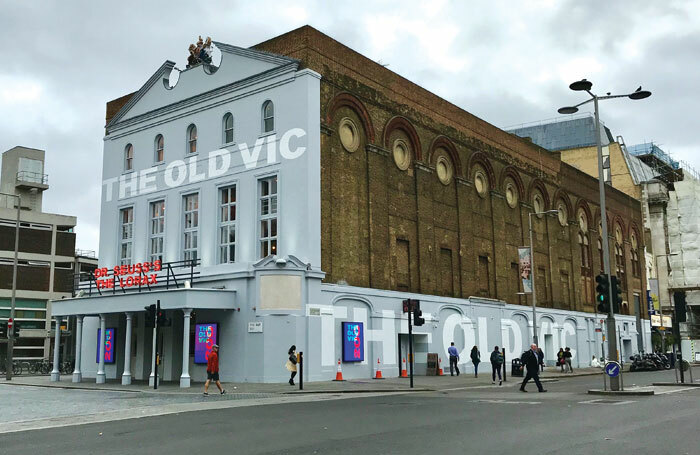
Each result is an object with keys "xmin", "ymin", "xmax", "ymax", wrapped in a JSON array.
[
  {"xmin": 5, "ymin": 194, "xmax": 20, "ymax": 381},
  {"xmin": 594, "ymin": 96, "xmax": 621, "ymax": 391},
  {"xmin": 408, "ymin": 308, "xmax": 414, "ymax": 389},
  {"xmin": 154, "ymin": 300, "xmax": 160, "ymax": 390}
]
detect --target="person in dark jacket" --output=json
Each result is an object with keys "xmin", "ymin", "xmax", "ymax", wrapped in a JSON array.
[
  {"xmin": 490, "ymin": 345, "xmax": 503, "ymax": 385},
  {"xmin": 564, "ymin": 347, "xmax": 573, "ymax": 373},
  {"xmin": 557, "ymin": 348, "xmax": 565, "ymax": 372},
  {"xmin": 520, "ymin": 343, "xmax": 546, "ymax": 393},
  {"xmin": 537, "ymin": 347, "xmax": 545, "ymax": 372},
  {"xmin": 286, "ymin": 345, "xmax": 298, "ymax": 385},
  {"xmin": 470, "ymin": 346, "xmax": 481, "ymax": 378}
]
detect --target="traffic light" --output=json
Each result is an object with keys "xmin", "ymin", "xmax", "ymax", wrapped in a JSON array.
[
  {"xmin": 412, "ymin": 300, "xmax": 425, "ymax": 326},
  {"xmin": 610, "ymin": 276, "xmax": 623, "ymax": 314},
  {"xmin": 595, "ymin": 273, "xmax": 610, "ymax": 313},
  {"xmin": 156, "ymin": 302, "xmax": 171, "ymax": 327},
  {"xmin": 674, "ymin": 291, "xmax": 687, "ymax": 323},
  {"xmin": 0, "ymin": 321, "xmax": 6, "ymax": 338},
  {"xmin": 402, "ymin": 299, "xmax": 410, "ymax": 314},
  {"xmin": 12, "ymin": 321, "xmax": 19, "ymax": 338},
  {"xmin": 144, "ymin": 304, "xmax": 156, "ymax": 328}
]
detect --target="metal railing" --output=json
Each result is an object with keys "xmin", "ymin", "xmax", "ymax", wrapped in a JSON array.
[
  {"xmin": 73, "ymin": 259, "xmax": 200, "ymax": 296},
  {"xmin": 75, "ymin": 249, "xmax": 97, "ymax": 259},
  {"xmin": 16, "ymin": 171, "xmax": 48, "ymax": 185}
]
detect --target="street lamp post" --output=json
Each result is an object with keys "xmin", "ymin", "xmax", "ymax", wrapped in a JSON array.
[
  {"xmin": 1, "ymin": 192, "xmax": 21, "ymax": 381},
  {"xmin": 528, "ymin": 209, "xmax": 558, "ymax": 346},
  {"xmin": 654, "ymin": 252, "xmax": 679, "ymax": 352},
  {"xmin": 559, "ymin": 79, "xmax": 651, "ymax": 391}
]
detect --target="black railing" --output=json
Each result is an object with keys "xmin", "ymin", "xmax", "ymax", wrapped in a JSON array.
[{"xmin": 73, "ymin": 259, "xmax": 200, "ymax": 296}]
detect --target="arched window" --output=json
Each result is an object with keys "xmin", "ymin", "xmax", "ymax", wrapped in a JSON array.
[
  {"xmin": 597, "ymin": 237, "xmax": 604, "ymax": 274},
  {"xmin": 577, "ymin": 209, "xmax": 593, "ymax": 304},
  {"xmin": 630, "ymin": 231, "xmax": 641, "ymax": 277},
  {"xmin": 187, "ymin": 124, "xmax": 197, "ymax": 154},
  {"xmin": 223, "ymin": 113, "xmax": 234, "ymax": 144},
  {"xmin": 262, "ymin": 100, "xmax": 274, "ymax": 133},
  {"xmin": 614, "ymin": 224, "xmax": 627, "ymax": 292},
  {"xmin": 154, "ymin": 134, "xmax": 164, "ymax": 163},
  {"xmin": 124, "ymin": 144, "xmax": 134, "ymax": 171}
]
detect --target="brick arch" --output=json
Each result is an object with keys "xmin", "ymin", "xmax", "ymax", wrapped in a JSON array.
[
  {"xmin": 383, "ymin": 116, "xmax": 422, "ymax": 161},
  {"xmin": 498, "ymin": 165, "xmax": 525, "ymax": 198},
  {"xmin": 325, "ymin": 92, "xmax": 376, "ymax": 143},
  {"xmin": 575, "ymin": 199, "xmax": 593, "ymax": 229},
  {"xmin": 612, "ymin": 215, "xmax": 626, "ymax": 242},
  {"xmin": 553, "ymin": 189, "xmax": 574, "ymax": 220},
  {"xmin": 527, "ymin": 178, "xmax": 550, "ymax": 210},
  {"xmin": 593, "ymin": 209, "xmax": 613, "ymax": 235},
  {"xmin": 428, "ymin": 136, "xmax": 462, "ymax": 175},
  {"xmin": 628, "ymin": 221, "xmax": 642, "ymax": 246},
  {"xmin": 467, "ymin": 151, "xmax": 495, "ymax": 185}
]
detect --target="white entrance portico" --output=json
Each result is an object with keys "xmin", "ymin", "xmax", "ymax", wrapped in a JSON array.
[{"xmin": 51, "ymin": 288, "xmax": 236, "ymax": 388}]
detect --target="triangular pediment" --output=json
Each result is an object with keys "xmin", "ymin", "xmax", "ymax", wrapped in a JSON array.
[{"xmin": 107, "ymin": 42, "xmax": 298, "ymax": 129}]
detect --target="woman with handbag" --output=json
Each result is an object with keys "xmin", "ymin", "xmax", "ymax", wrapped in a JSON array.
[
  {"xmin": 470, "ymin": 346, "xmax": 481, "ymax": 378},
  {"xmin": 557, "ymin": 348, "xmax": 565, "ymax": 372},
  {"xmin": 286, "ymin": 345, "xmax": 298, "ymax": 385}
]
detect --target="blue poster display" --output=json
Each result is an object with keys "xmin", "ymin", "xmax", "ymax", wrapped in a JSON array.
[
  {"xmin": 96, "ymin": 328, "xmax": 116, "ymax": 364},
  {"xmin": 342, "ymin": 322, "xmax": 364, "ymax": 362}
]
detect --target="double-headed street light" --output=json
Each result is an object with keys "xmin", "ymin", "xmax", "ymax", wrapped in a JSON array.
[
  {"xmin": 558, "ymin": 79, "xmax": 651, "ymax": 390},
  {"xmin": 528, "ymin": 209, "xmax": 558, "ymax": 346}
]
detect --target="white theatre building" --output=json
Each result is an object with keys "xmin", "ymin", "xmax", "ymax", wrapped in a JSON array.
[{"xmin": 51, "ymin": 37, "xmax": 650, "ymax": 386}]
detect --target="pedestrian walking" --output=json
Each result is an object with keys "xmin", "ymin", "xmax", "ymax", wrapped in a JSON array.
[
  {"xmin": 537, "ymin": 347, "xmax": 545, "ymax": 372},
  {"xmin": 204, "ymin": 344, "xmax": 225, "ymax": 396},
  {"xmin": 520, "ymin": 343, "xmax": 547, "ymax": 393},
  {"xmin": 564, "ymin": 347, "xmax": 573, "ymax": 373},
  {"xmin": 490, "ymin": 345, "xmax": 503, "ymax": 385},
  {"xmin": 557, "ymin": 347, "xmax": 565, "ymax": 372},
  {"xmin": 470, "ymin": 346, "xmax": 481, "ymax": 378},
  {"xmin": 286, "ymin": 345, "xmax": 298, "ymax": 385},
  {"xmin": 448, "ymin": 342, "xmax": 460, "ymax": 376}
]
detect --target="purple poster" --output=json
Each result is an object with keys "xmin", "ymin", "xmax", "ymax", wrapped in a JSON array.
[
  {"xmin": 194, "ymin": 323, "xmax": 218, "ymax": 364},
  {"xmin": 96, "ymin": 328, "xmax": 116, "ymax": 364},
  {"xmin": 342, "ymin": 322, "xmax": 364, "ymax": 362}
]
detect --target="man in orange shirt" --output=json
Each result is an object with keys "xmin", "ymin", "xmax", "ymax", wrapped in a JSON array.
[{"xmin": 204, "ymin": 344, "xmax": 225, "ymax": 396}]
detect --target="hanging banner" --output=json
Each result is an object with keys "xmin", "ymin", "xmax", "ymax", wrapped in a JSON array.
[
  {"xmin": 194, "ymin": 323, "xmax": 218, "ymax": 364},
  {"xmin": 342, "ymin": 322, "xmax": 364, "ymax": 362},
  {"xmin": 518, "ymin": 247, "xmax": 532, "ymax": 293},
  {"xmin": 649, "ymin": 279, "xmax": 660, "ymax": 312}
]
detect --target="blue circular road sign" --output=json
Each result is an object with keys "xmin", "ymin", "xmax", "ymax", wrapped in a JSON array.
[{"xmin": 604, "ymin": 361, "xmax": 621, "ymax": 378}]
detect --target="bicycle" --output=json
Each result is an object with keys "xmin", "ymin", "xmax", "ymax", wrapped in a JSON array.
[{"xmin": 60, "ymin": 360, "xmax": 75, "ymax": 375}]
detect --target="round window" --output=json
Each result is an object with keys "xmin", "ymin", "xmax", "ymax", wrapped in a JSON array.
[
  {"xmin": 505, "ymin": 181, "xmax": 518, "ymax": 208},
  {"xmin": 474, "ymin": 170, "xmax": 488, "ymax": 197},
  {"xmin": 393, "ymin": 139, "xmax": 411, "ymax": 170},
  {"xmin": 533, "ymin": 192, "xmax": 543, "ymax": 214},
  {"xmin": 436, "ymin": 155, "xmax": 453, "ymax": 185},
  {"xmin": 339, "ymin": 118, "xmax": 359, "ymax": 153},
  {"xmin": 557, "ymin": 202, "xmax": 568, "ymax": 226}
]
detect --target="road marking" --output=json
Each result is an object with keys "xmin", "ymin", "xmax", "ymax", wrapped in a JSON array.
[
  {"xmin": 579, "ymin": 399, "xmax": 637, "ymax": 405},
  {"xmin": 653, "ymin": 387, "xmax": 697, "ymax": 395},
  {"xmin": 471, "ymin": 399, "xmax": 541, "ymax": 405}
]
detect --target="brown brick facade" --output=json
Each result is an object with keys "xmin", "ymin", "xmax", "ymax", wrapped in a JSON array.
[{"xmin": 255, "ymin": 26, "xmax": 647, "ymax": 318}]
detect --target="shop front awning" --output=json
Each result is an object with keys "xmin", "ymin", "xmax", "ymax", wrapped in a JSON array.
[{"xmin": 51, "ymin": 288, "xmax": 237, "ymax": 316}]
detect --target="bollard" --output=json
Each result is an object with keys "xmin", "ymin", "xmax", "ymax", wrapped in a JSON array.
[{"xmin": 299, "ymin": 352, "xmax": 303, "ymax": 390}]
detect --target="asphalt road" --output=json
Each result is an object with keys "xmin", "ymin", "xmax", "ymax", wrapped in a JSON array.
[{"xmin": 2, "ymin": 371, "xmax": 698, "ymax": 455}]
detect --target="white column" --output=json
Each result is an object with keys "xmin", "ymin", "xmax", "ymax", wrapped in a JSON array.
[
  {"xmin": 122, "ymin": 313, "xmax": 133, "ymax": 385},
  {"xmin": 180, "ymin": 308, "xmax": 192, "ymax": 388},
  {"xmin": 148, "ymin": 325, "xmax": 157, "ymax": 387},
  {"xmin": 50, "ymin": 317, "xmax": 61, "ymax": 381},
  {"xmin": 72, "ymin": 315, "xmax": 83, "ymax": 382},
  {"xmin": 96, "ymin": 314, "xmax": 106, "ymax": 384}
]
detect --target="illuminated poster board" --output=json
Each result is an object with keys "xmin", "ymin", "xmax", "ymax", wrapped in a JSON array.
[
  {"xmin": 342, "ymin": 322, "xmax": 364, "ymax": 362},
  {"xmin": 96, "ymin": 328, "xmax": 116, "ymax": 364},
  {"xmin": 194, "ymin": 323, "xmax": 218, "ymax": 364}
]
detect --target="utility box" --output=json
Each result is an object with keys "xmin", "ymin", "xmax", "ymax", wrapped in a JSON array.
[
  {"xmin": 426, "ymin": 353, "xmax": 438, "ymax": 376},
  {"xmin": 511, "ymin": 359, "xmax": 524, "ymax": 377}
]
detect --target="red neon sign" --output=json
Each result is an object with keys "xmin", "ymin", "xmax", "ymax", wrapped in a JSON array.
[{"xmin": 94, "ymin": 261, "xmax": 162, "ymax": 289}]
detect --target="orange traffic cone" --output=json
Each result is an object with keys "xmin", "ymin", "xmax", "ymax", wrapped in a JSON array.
[
  {"xmin": 438, "ymin": 358, "xmax": 445, "ymax": 376},
  {"xmin": 374, "ymin": 357, "xmax": 384, "ymax": 380},
  {"xmin": 400, "ymin": 358, "xmax": 408, "ymax": 378},
  {"xmin": 333, "ymin": 359, "xmax": 345, "ymax": 381}
]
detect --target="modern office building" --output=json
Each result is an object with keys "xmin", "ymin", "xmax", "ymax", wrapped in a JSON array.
[
  {"xmin": 52, "ymin": 27, "xmax": 650, "ymax": 386},
  {"xmin": 0, "ymin": 146, "xmax": 77, "ymax": 361}
]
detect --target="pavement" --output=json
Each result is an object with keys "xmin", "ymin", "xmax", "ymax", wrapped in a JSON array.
[
  {"xmin": 1, "ymin": 368, "xmax": 699, "ymax": 455},
  {"xmin": 1, "ymin": 366, "xmax": 614, "ymax": 395}
]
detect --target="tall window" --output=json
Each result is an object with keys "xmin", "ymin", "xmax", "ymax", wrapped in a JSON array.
[
  {"xmin": 615, "ymin": 225, "xmax": 627, "ymax": 291},
  {"xmin": 630, "ymin": 232, "xmax": 641, "ymax": 277},
  {"xmin": 119, "ymin": 207, "xmax": 133, "ymax": 265},
  {"xmin": 536, "ymin": 266, "xmax": 548, "ymax": 305},
  {"xmin": 219, "ymin": 185, "xmax": 236, "ymax": 263},
  {"xmin": 579, "ymin": 232, "xmax": 593, "ymax": 304},
  {"xmin": 396, "ymin": 239, "xmax": 410, "ymax": 292},
  {"xmin": 124, "ymin": 144, "xmax": 134, "ymax": 171},
  {"xmin": 183, "ymin": 194, "xmax": 199, "ymax": 262},
  {"xmin": 154, "ymin": 134, "xmax": 164, "ymax": 163},
  {"xmin": 259, "ymin": 176, "xmax": 277, "ymax": 258},
  {"xmin": 149, "ymin": 200, "xmax": 165, "ymax": 263},
  {"xmin": 478, "ymin": 255, "xmax": 489, "ymax": 296},
  {"xmin": 262, "ymin": 100, "xmax": 274, "ymax": 133},
  {"xmin": 597, "ymin": 238, "xmax": 604, "ymax": 274},
  {"xmin": 223, "ymin": 113, "xmax": 234, "ymax": 144},
  {"xmin": 187, "ymin": 124, "xmax": 197, "ymax": 154}
]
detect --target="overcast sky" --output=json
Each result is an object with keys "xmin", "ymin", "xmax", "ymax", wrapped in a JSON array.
[{"xmin": 1, "ymin": 1, "xmax": 698, "ymax": 254}]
